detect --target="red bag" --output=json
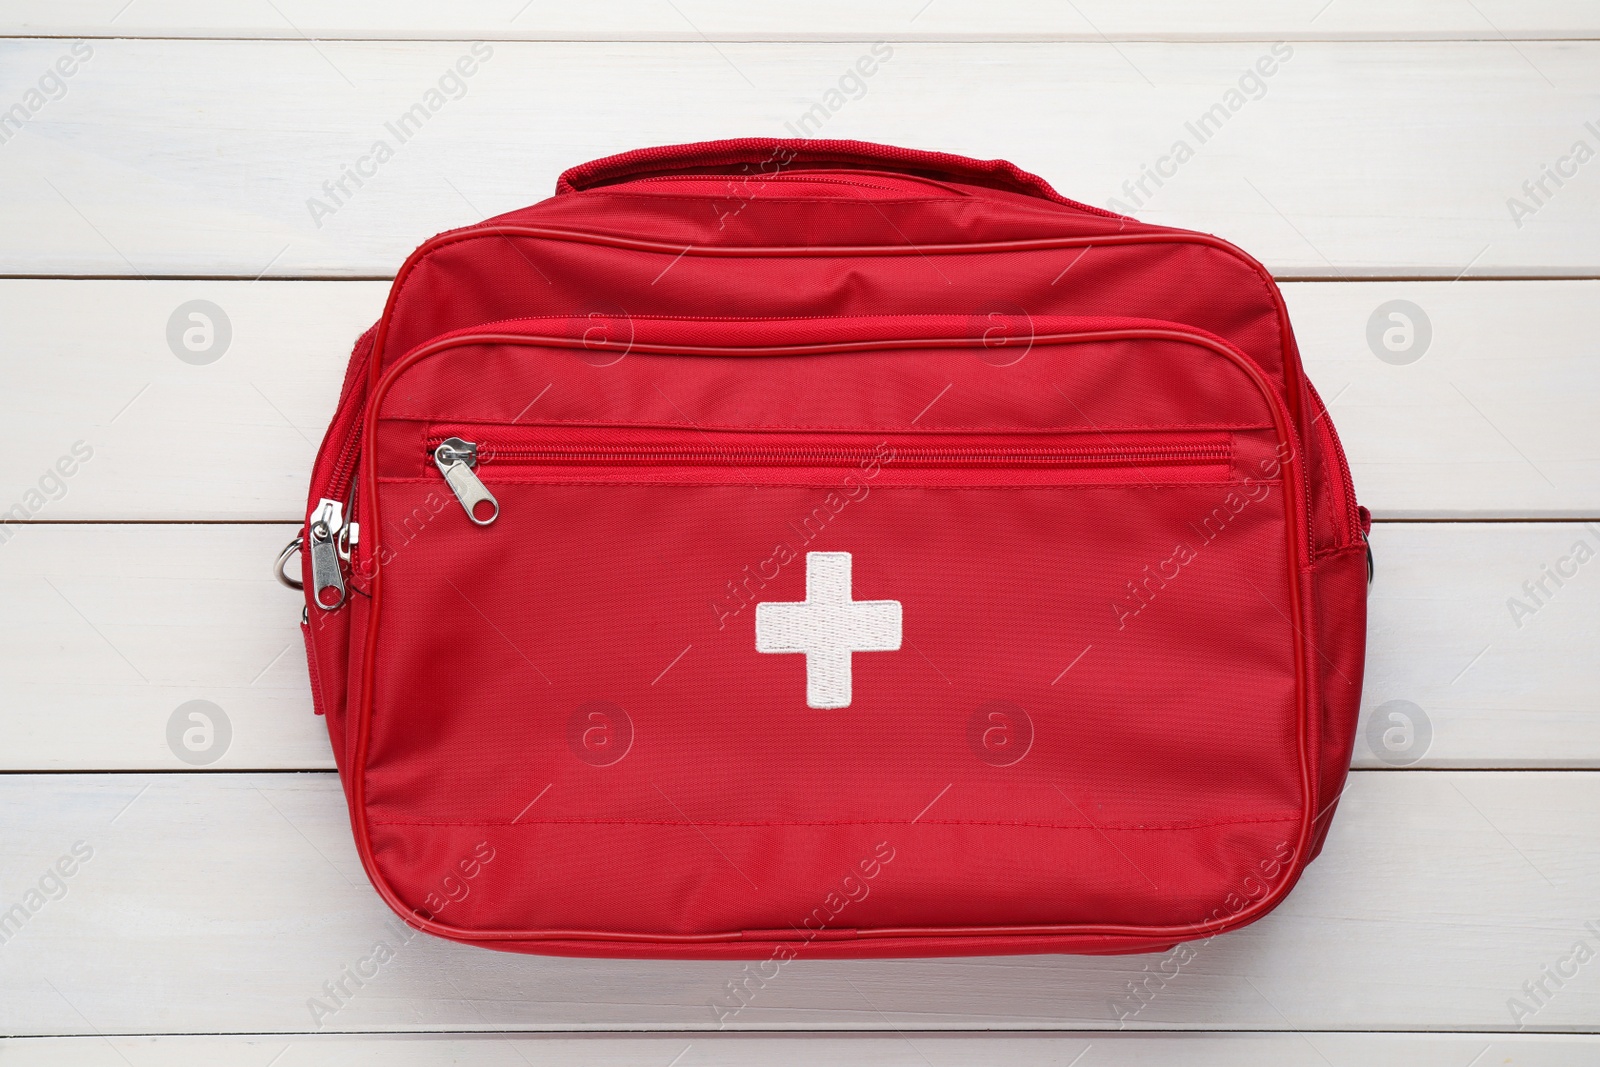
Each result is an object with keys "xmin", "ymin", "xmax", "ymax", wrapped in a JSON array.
[{"xmin": 290, "ymin": 139, "xmax": 1369, "ymax": 959}]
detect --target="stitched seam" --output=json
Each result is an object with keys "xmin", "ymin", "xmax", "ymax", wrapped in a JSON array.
[
  {"xmin": 385, "ymin": 312, "xmax": 1231, "ymax": 324},
  {"xmin": 370, "ymin": 813, "xmax": 1304, "ymax": 831},
  {"xmin": 300, "ymin": 624, "xmax": 326, "ymax": 719},
  {"xmin": 377, "ymin": 476, "xmax": 1256, "ymax": 491},
  {"xmin": 573, "ymin": 192, "xmax": 964, "ymax": 207},
  {"xmin": 378, "ymin": 233, "xmax": 1288, "ymax": 372},
  {"xmin": 389, "ymin": 415, "xmax": 1276, "ymax": 434}
]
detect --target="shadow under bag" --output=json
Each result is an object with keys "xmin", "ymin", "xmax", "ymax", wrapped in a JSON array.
[{"xmin": 287, "ymin": 139, "xmax": 1370, "ymax": 958}]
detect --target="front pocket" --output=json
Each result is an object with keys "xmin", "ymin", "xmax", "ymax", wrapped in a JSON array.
[
  {"xmin": 353, "ymin": 316, "xmax": 1313, "ymax": 946},
  {"xmin": 421, "ymin": 426, "xmax": 1237, "ymax": 523}
]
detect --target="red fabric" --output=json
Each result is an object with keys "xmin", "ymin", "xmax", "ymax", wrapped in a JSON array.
[
  {"xmin": 301, "ymin": 140, "xmax": 1366, "ymax": 958},
  {"xmin": 554, "ymin": 137, "xmax": 1120, "ymax": 214}
]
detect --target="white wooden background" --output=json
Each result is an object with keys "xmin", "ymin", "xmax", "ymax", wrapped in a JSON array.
[{"xmin": 2, "ymin": 2, "xmax": 1598, "ymax": 1063}]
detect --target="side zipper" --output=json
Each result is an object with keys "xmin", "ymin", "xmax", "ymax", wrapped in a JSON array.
[
  {"xmin": 1305, "ymin": 378, "xmax": 1368, "ymax": 585},
  {"xmin": 274, "ymin": 494, "xmax": 356, "ymax": 610},
  {"xmin": 307, "ymin": 498, "xmax": 348, "ymax": 609}
]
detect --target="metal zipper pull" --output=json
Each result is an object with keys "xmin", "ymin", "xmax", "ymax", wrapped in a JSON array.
[
  {"xmin": 433, "ymin": 437, "xmax": 499, "ymax": 525},
  {"xmin": 308, "ymin": 498, "xmax": 347, "ymax": 610}
]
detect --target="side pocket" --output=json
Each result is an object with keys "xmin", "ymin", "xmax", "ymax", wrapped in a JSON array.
[
  {"xmin": 1306, "ymin": 544, "xmax": 1370, "ymax": 860},
  {"xmin": 300, "ymin": 619, "xmax": 325, "ymax": 718},
  {"xmin": 303, "ymin": 602, "xmax": 353, "ymax": 781},
  {"xmin": 336, "ymin": 594, "xmax": 368, "ymax": 794},
  {"xmin": 1303, "ymin": 378, "xmax": 1360, "ymax": 553}
]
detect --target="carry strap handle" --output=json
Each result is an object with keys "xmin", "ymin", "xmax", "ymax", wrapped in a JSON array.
[{"xmin": 556, "ymin": 138, "xmax": 1100, "ymax": 210}]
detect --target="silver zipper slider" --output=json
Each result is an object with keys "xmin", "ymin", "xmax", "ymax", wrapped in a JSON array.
[
  {"xmin": 433, "ymin": 437, "xmax": 499, "ymax": 525},
  {"xmin": 308, "ymin": 498, "xmax": 347, "ymax": 610},
  {"xmin": 337, "ymin": 520, "xmax": 357, "ymax": 563}
]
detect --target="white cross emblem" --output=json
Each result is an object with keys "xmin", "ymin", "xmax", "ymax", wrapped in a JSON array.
[{"xmin": 755, "ymin": 552, "xmax": 902, "ymax": 709}]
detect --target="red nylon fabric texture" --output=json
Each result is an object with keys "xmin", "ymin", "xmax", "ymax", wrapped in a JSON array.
[{"xmin": 299, "ymin": 139, "xmax": 1367, "ymax": 959}]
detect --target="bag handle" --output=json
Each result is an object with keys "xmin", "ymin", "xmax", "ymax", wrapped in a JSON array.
[{"xmin": 556, "ymin": 138, "xmax": 1100, "ymax": 211}]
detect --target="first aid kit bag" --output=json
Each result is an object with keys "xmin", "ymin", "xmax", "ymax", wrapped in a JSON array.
[{"xmin": 288, "ymin": 139, "xmax": 1370, "ymax": 959}]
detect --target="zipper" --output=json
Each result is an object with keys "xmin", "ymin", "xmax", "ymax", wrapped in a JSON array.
[
  {"xmin": 321, "ymin": 326, "xmax": 378, "ymax": 509},
  {"xmin": 426, "ymin": 433, "xmax": 1232, "ymax": 522},
  {"xmin": 307, "ymin": 498, "xmax": 348, "ymax": 609},
  {"xmin": 1303, "ymin": 379, "xmax": 1369, "ymax": 583},
  {"xmin": 432, "ymin": 437, "xmax": 499, "ymax": 525},
  {"xmin": 327, "ymin": 430, "xmax": 363, "ymax": 514},
  {"xmin": 1304, "ymin": 379, "xmax": 1359, "ymax": 547},
  {"xmin": 437, "ymin": 439, "xmax": 1227, "ymax": 469}
]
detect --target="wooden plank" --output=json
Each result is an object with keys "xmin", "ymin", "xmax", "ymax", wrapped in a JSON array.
[
  {"xmin": 2, "ymin": 1032, "xmax": 1598, "ymax": 1066},
  {"xmin": 0, "ymin": 524, "xmax": 330, "ymax": 770},
  {"xmin": 1, "ymin": 41, "xmax": 1598, "ymax": 277},
  {"xmin": 1, "ymin": 279, "xmax": 1595, "ymax": 521},
  {"xmin": 1, "ymin": 770, "xmax": 1596, "ymax": 1033},
  {"xmin": 6, "ymin": 1, "xmax": 1599, "ymax": 42},
  {"xmin": 0, "ymin": 280, "xmax": 373, "ymax": 523},
  {"xmin": 1359, "ymin": 521, "xmax": 1600, "ymax": 768},
  {"xmin": 1283, "ymin": 280, "xmax": 1600, "ymax": 520},
  {"xmin": 0, "ymin": 522, "xmax": 1594, "ymax": 772}
]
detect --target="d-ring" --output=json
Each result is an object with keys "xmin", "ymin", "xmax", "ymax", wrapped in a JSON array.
[{"xmin": 275, "ymin": 535, "xmax": 305, "ymax": 590}]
